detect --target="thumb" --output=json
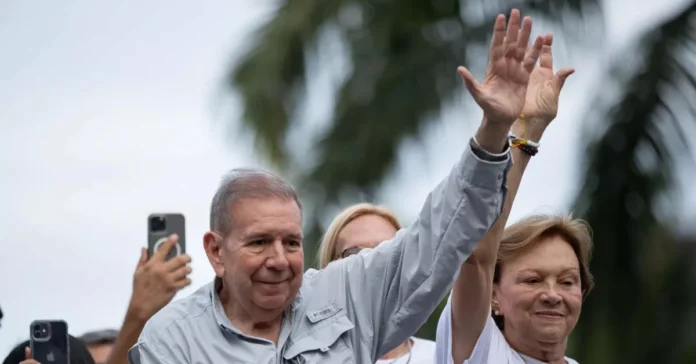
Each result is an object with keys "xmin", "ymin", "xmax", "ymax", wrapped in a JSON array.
[
  {"xmin": 25, "ymin": 346, "xmax": 31, "ymax": 359},
  {"xmin": 553, "ymin": 67, "xmax": 575, "ymax": 92},
  {"xmin": 457, "ymin": 66, "xmax": 483, "ymax": 100}
]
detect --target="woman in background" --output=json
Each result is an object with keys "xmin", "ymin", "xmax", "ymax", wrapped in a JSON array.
[{"xmin": 318, "ymin": 203, "xmax": 436, "ymax": 364}]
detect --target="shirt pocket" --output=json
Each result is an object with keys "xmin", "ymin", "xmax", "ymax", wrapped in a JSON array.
[{"xmin": 283, "ymin": 312, "xmax": 356, "ymax": 364}]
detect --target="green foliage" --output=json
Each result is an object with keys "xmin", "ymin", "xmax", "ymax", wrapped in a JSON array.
[{"xmin": 570, "ymin": 3, "xmax": 696, "ymax": 362}]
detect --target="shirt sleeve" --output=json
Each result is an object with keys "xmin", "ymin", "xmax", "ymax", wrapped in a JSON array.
[
  {"xmin": 321, "ymin": 139, "xmax": 511, "ymax": 360},
  {"xmin": 128, "ymin": 341, "xmax": 175, "ymax": 364}
]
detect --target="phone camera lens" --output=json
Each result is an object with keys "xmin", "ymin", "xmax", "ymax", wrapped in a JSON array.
[
  {"xmin": 150, "ymin": 216, "xmax": 166, "ymax": 232},
  {"xmin": 33, "ymin": 325, "xmax": 43, "ymax": 339}
]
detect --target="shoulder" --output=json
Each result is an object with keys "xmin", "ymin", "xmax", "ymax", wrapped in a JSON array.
[
  {"xmin": 565, "ymin": 357, "xmax": 580, "ymax": 364},
  {"xmin": 140, "ymin": 283, "xmax": 215, "ymax": 342},
  {"xmin": 435, "ymin": 296, "xmax": 519, "ymax": 363}
]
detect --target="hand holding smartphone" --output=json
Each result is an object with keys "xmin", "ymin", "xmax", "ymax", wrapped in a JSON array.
[{"xmin": 30, "ymin": 320, "xmax": 69, "ymax": 364}]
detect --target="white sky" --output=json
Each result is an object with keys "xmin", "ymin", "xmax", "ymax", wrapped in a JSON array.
[{"xmin": 1, "ymin": 0, "xmax": 694, "ymax": 355}]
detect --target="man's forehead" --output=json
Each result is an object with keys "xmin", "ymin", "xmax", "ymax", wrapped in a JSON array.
[{"xmin": 233, "ymin": 219, "xmax": 303, "ymax": 239}]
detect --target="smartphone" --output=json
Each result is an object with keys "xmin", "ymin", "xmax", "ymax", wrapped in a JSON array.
[
  {"xmin": 30, "ymin": 320, "xmax": 69, "ymax": 364},
  {"xmin": 148, "ymin": 213, "xmax": 186, "ymax": 261}
]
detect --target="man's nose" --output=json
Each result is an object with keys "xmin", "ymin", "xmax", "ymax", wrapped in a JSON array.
[{"xmin": 265, "ymin": 240, "xmax": 290, "ymax": 270}]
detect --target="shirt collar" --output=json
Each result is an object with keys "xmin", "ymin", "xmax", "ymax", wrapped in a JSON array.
[{"xmin": 210, "ymin": 277, "xmax": 303, "ymax": 333}]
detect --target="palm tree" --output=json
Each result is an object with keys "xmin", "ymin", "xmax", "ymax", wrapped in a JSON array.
[
  {"xmin": 225, "ymin": 0, "xmax": 696, "ymax": 362},
  {"xmin": 570, "ymin": 2, "xmax": 696, "ymax": 362}
]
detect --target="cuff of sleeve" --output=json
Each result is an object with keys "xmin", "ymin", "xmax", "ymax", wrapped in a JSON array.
[
  {"xmin": 459, "ymin": 138, "xmax": 511, "ymax": 190},
  {"xmin": 470, "ymin": 137, "xmax": 510, "ymax": 161}
]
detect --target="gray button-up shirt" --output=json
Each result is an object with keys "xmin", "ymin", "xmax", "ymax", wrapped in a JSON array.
[{"xmin": 128, "ymin": 140, "xmax": 511, "ymax": 364}]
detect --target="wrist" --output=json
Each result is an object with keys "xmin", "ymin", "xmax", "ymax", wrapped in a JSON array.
[
  {"xmin": 126, "ymin": 302, "xmax": 150, "ymax": 324},
  {"xmin": 474, "ymin": 118, "xmax": 510, "ymax": 154},
  {"xmin": 511, "ymin": 117, "xmax": 547, "ymax": 142}
]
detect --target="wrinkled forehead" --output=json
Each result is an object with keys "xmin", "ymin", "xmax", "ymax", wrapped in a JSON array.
[
  {"xmin": 501, "ymin": 236, "xmax": 580, "ymax": 275},
  {"xmin": 229, "ymin": 197, "xmax": 303, "ymax": 238}
]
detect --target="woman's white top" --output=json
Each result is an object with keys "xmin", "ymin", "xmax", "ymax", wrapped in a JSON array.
[
  {"xmin": 434, "ymin": 297, "xmax": 579, "ymax": 364},
  {"xmin": 375, "ymin": 337, "xmax": 436, "ymax": 364}
]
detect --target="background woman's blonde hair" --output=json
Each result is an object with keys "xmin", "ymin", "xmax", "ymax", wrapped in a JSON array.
[
  {"xmin": 493, "ymin": 214, "xmax": 595, "ymax": 329},
  {"xmin": 317, "ymin": 203, "xmax": 402, "ymax": 268}
]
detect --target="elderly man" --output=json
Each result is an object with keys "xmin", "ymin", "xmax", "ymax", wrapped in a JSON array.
[{"xmin": 128, "ymin": 9, "xmax": 543, "ymax": 363}]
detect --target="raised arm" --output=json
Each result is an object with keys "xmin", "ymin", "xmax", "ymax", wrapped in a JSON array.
[
  {"xmin": 313, "ymin": 9, "xmax": 545, "ymax": 361},
  {"xmin": 445, "ymin": 30, "xmax": 574, "ymax": 363},
  {"xmin": 110, "ymin": 238, "xmax": 191, "ymax": 364}
]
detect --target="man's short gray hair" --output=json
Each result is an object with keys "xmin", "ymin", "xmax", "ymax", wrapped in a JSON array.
[{"xmin": 210, "ymin": 168, "xmax": 302, "ymax": 236}]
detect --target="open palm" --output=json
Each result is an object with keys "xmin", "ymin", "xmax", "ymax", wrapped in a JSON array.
[
  {"xmin": 522, "ymin": 34, "xmax": 575, "ymax": 124},
  {"xmin": 458, "ymin": 10, "xmax": 544, "ymax": 127}
]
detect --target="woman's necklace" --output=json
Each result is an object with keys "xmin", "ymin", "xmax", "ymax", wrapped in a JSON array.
[{"xmin": 387, "ymin": 338, "xmax": 412, "ymax": 364}]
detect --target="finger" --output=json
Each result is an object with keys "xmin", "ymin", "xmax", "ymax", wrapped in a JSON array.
[
  {"xmin": 504, "ymin": 9, "xmax": 521, "ymax": 58},
  {"xmin": 164, "ymin": 253, "xmax": 192, "ymax": 272},
  {"xmin": 25, "ymin": 346, "xmax": 31, "ymax": 360},
  {"xmin": 457, "ymin": 66, "xmax": 483, "ymax": 100},
  {"xmin": 523, "ymin": 35, "xmax": 544, "ymax": 73},
  {"xmin": 489, "ymin": 14, "xmax": 507, "ymax": 62},
  {"xmin": 553, "ymin": 67, "xmax": 575, "ymax": 91},
  {"xmin": 171, "ymin": 265, "xmax": 193, "ymax": 281},
  {"xmin": 516, "ymin": 16, "xmax": 533, "ymax": 60},
  {"xmin": 539, "ymin": 33, "xmax": 554, "ymax": 69},
  {"xmin": 173, "ymin": 278, "xmax": 192, "ymax": 291},
  {"xmin": 152, "ymin": 234, "xmax": 179, "ymax": 261}
]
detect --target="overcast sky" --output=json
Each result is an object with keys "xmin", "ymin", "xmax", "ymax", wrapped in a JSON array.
[{"xmin": 1, "ymin": 0, "xmax": 694, "ymax": 355}]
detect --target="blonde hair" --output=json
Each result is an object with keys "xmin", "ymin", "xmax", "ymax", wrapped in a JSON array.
[
  {"xmin": 318, "ymin": 203, "xmax": 402, "ymax": 268},
  {"xmin": 493, "ymin": 214, "xmax": 595, "ymax": 329}
]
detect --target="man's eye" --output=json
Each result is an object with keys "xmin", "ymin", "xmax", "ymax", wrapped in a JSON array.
[{"xmin": 251, "ymin": 240, "xmax": 266, "ymax": 246}]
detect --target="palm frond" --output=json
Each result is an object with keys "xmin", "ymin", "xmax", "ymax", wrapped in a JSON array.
[
  {"xmin": 227, "ymin": 1, "xmax": 347, "ymax": 168},
  {"xmin": 571, "ymin": 2, "xmax": 696, "ymax": 362}
]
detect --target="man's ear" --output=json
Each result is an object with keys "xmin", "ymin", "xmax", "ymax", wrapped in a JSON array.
[{"xmin": 203, "ymin": 232, "xmax": 225, "ymax": 277}]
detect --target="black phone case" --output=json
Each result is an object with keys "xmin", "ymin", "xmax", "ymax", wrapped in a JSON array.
[{"xmin": 30, "ymin": 320, "xmax": 69, "ymax": 364}]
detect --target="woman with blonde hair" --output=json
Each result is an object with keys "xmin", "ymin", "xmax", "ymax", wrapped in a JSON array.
[
  {"xmin": 318, "ymin": 203, "xmax": 436, "ymax": 364},
  {"xmin": 434, "ymin": 9, "xmax": 589, "ymax": 364},
  {"xmin": 436, "ymin": 215, "xmax": 593, "ymax": 364}
]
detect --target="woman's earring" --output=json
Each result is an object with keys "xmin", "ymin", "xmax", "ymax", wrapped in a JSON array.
[{"xmin": 493, "ymin": 309, "xmax": 501, "ymax": 316}]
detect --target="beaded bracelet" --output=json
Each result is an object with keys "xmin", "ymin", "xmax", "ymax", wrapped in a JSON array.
[{"xmin": 509, "ymin": 114, "xmax": 540, "ymax": 156}]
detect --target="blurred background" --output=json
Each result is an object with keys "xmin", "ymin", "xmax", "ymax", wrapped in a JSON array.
[{"xmin": 1, "ymin": 0, "xmax": 696, "ymax": 363}]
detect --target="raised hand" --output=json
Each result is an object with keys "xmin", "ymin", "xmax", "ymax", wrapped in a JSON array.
[
  {"xmin": 127, "ymin": 235, "xmax": 192, "ymax": 321},
  {"xmin": 459, "ymin": 9, "xmax": 544, "ymax": 127},
  {"xmin": 521, "ymin": 33, "xmax": 574, "ymax": 127}
]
